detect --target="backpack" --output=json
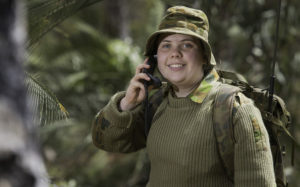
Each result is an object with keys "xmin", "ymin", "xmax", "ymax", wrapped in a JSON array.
[{"xmin": 213, "ymin": 70, "xmax": 292, "ymax": 187}]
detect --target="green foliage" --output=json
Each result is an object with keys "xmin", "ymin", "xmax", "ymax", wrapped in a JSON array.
[
  {"xmin": 77, "ymin": 0, "xmax": 165, "ymax": 47},
  {"xmin": 50, "ymin": 179, "xmax": 77, "ymax": 187}
]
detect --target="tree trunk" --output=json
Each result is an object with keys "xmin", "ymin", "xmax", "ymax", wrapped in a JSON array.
[
  {"xmin": 0, "ymin": 0, "xmax": 48, "ymax": 186},
  {"xmin": 103, "ymin": 0, "xmax": 130, "ymax": 39}
]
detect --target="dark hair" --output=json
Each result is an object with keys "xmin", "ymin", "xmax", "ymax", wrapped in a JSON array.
[
  {"xmin": 203, "ymin": 63, "xmax": 213, "ymax": 75},
  {"xmin": 196, "ymin": 39, "xmax": 213, "ymax": 75},
  {"xmin": 153, "ymin": 33, "xmax": 172, "ymax": 55}
]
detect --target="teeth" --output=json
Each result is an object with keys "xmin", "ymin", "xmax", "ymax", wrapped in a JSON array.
[{"xmin": 169, "ymin": 64, "xmax": 183, "ymax": 68}]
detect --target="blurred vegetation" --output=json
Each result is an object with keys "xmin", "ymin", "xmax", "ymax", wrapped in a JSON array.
[{"xmin": 25, "ymin": 0, "xmax": 300, "ymax": 186}]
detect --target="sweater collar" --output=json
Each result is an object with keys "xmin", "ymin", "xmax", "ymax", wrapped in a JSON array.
[{"xmin": 188, "ymin": 68, "xmax": 219, "ymax": 104}]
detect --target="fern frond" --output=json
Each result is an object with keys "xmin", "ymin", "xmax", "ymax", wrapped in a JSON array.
[
  {"xmin": 25, "ymin": 73, "xmax": 69, "ymax": 126},
  {"xmin": 26, "ymin": 0, "xmax": 103, "ymax": 48}
]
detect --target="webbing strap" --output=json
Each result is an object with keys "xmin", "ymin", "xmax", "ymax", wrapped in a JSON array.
[{"xmin": 212, "ymin": 83, "xmax": 240, "ymax": 182}]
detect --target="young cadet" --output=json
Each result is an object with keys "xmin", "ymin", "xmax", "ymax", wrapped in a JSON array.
[{"xmin": 92, "ymin": 6, "xmax": 276, "ymax": 187}]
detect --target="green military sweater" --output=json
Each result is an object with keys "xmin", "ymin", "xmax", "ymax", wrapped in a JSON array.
[{"xmin": 92, "ymin": 70, "xmax": 276, "ymax": 186}]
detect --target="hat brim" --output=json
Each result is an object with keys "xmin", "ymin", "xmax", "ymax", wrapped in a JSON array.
[{"xmin": 145, "ymin": 27, "xmax": 216, "ymax": 65}]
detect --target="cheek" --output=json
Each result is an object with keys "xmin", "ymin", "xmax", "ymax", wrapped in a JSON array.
[
  {"xmin": 157, "ymin": 61, "xmax": 164, "ymax": 74},
  {"xmin": 191, "ymin": 54, "xmax": 205, "ymax": 67},
  {"xmin": 157, "ymin": 54, "xmax": 166, "ymax": 70}
]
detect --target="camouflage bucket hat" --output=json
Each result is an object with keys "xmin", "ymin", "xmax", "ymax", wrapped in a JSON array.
[{"xmin": 145, "ymin": 6, "xmax": 216, "ymax": 65}]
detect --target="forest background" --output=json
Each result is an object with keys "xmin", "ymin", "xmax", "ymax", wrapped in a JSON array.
[{"xmin": 25, "ymin": 0, "xmax": 300, "ymax": 186}]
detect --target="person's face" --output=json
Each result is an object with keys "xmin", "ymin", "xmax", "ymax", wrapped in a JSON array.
[{"xmin": 157, "ymin": 34, "xmax": 205, "ymax": 89}]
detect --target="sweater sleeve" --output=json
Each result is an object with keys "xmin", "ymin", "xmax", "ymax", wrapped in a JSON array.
[
  {"xmin": 233, "ymin": 93, "xmax": 276, "ymax": 187},
  {"xmin": 92, "ymin": 91, "xmax": 146, "ymax": 153}
]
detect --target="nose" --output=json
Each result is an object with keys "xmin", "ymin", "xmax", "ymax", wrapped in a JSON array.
[{"xmin": 170, "ymin": 46, "xmax": 182, "ymax": 58}]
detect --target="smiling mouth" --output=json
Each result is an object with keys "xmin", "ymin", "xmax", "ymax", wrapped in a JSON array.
[{"xmin": 168, "ymin": 64, "xmax": 185, "ymax": 68}]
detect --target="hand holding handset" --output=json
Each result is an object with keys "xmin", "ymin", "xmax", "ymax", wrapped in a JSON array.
[
  {"xmin": 120, "ymin": 55, "xmax": 161, "ymax": 112},
  {"xmin": 142, "ymin": 55, "xmax": 162, "ymax": 137}
]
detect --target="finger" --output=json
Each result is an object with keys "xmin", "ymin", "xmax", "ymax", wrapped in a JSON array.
[
  {"xmin": 132, "ymin": 73, "xmax": 151, "ymax": 82},
  {"xmin": 135, "ymin": 62, "xmax": 150, "ymax": 75},
  {"xmin": 135, "ymin": 64, "xmax": 150, "ymax": 75},
  {"xmin": 123, "ymin": 82, "xmax": 145, "ymax": 108},
  {"xmin": 143, "ymin": 58, "xmax": 149, "ymax": 64},
  {"xmin": 127, "ymin": 82, "xmax": 146, "ymax": 102},
  {"xmin": 130, "ymin": 80, "xmax": 145, "ymax": 92},
  {"xmin": 137, "ymin": 88, "xmax": 146, "ymax": 102},
  {"xmin": 128, "ymin": 76, "xmax": 145, "ymax": 91},
  {"xmin": 134, "ymin": 83, "xmax": 146, "ymax": 102}
]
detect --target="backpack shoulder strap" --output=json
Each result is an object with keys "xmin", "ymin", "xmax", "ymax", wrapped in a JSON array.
[{"xmin": 213, "ymin": 83, "xmax": 241, "ymax": 182}]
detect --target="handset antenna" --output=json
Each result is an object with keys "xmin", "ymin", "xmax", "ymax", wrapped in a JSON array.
[{"xmin": 268, "ymin": 0, "xmax": 281, "ymax": 111}]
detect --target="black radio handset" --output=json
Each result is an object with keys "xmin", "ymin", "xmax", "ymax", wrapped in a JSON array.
[
  {"xmin": 142, "ymin": 55, "xmax": 162, "ymax": 88},
  {"xmin": 143, "ymin": 55, "xmax": 161, "ymax": 137}
]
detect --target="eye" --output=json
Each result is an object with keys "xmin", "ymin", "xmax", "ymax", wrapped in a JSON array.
[
  {"xmin": 182, "ymin": 43, "xmax": 193, "ymax": 48},
  {"xmin": 160, "ymin": 43, "xmax": 171, "ymax": 49}
]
